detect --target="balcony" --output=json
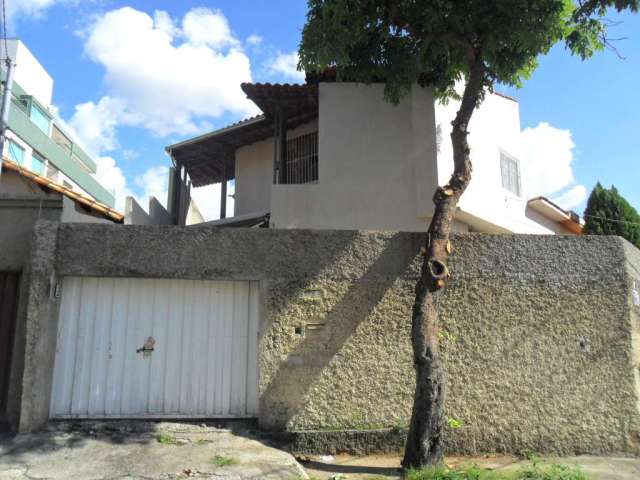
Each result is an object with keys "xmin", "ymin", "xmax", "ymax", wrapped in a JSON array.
[{"xmin": 7, "ymin": 98, "xmax": 115, "ymax": 207}]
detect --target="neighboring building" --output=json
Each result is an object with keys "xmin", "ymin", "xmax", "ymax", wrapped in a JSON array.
[
  {"xmin": 165, "ymin": 76, "xmax": 581, "ymax": 234},
  {"xmin": 0, "ymin": 40, "xmax": 115, "ymax": 207},
  {"xmin": 0, "ymin": 158, "xmax": 121, "ymax": 429}
]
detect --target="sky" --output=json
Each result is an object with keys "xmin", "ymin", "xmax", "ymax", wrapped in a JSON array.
[{"xmin": 7, "ymin": 0, "xmax": 640, "ymax": 219}]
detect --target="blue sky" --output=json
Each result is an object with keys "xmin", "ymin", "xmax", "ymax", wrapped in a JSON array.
[{"xmin": 9, "ymin": 1, "xmax": 640, "ymax": 218}]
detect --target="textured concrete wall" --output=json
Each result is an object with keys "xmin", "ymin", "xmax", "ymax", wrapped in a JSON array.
[
  {"xmin": 20, "ymin": 221, "xmax": 640, "ymax": 456},
  {"xmin": 17, "ymin": 221, "xmax": 59, "ymax": 432}
]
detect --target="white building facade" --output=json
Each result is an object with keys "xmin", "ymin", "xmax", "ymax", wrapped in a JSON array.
[{"xmin": 166, "ymin": 80, "xmax": 580, "ymax": 235}]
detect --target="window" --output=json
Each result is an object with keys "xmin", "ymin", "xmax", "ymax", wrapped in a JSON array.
[
  {"xmin": 7, "ymin": 140, "xmax": 25, "ymax": 165},
  {"xmin": 500, "ymin": 152, "xmax": 521, "ymax": 196},
  {"xmin": 29, "ymin": 102, "xmax": 50, "ymax": 134},
  {"xmin": 284, "ymin": 131, "xmax": 319, "ymax": 184},
  {"xmin": 46, "ymin": 163, "xmax": 60, "ymax": 182},
  {"xmin": 31, "ymin": 151, "xmax": 45, "ymax": 175}
]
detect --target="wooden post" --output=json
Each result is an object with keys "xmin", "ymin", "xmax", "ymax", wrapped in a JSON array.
[
  {"xmin": 279, "ymin": 105, "xmax": 287, "ymax": 184},
  {"xmin": 220, "ymin": 156, "xmax": 227, "ymax": 219}
]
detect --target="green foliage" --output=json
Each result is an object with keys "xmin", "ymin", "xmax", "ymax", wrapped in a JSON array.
[
  {"xmin": 299, "ymin": 0, "xmax": 639, "ymax": 104},
  {"xmin": 583, "ymin": 183, "xmax": 640, "ymax": 248},
  {"xmin": 518, "ymin": 462, "xmax": 587, "ymax": 480},
  {"xmin": 211, "ymin": 455, "xmax": 238, "ymax": 467},
  {"xmin": 447, "ymin": 417, "xmax": 463, "ymax": 429},
  {"xmin": 156, "ymin": 434, "xmax": 177, "ymax": 445},
  {"xmin": 405, "ymin": 463, "xmax": 587, "ymax": 480},
  {"xmin": 406, "ymin": 465, "xmax": 508, "ymax": 480}
]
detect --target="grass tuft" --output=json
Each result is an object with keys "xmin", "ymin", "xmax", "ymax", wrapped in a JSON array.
[
  {"xmin": 212, "ymin": 455, "xmax": 238, "ymax": 467},
  {"xmin": 156, "ymin": 434, "xmax": 176, "ymax": 445},
  {"xmin": 405, "ymin": 462, "xmax": 587, "ymax": 480}
]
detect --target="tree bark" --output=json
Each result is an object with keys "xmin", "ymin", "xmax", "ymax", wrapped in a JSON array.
[{"xmin": 402, "ymin": 53, "xmax": 487, "ymax": 470}]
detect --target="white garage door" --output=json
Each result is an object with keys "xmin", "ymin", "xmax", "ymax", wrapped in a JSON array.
[{"xmin": 50, "ymin": 277, "xmax": 260, "ymax": 419}]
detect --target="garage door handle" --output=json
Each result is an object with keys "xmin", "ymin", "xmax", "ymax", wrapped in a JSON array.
[{"xmin": 136, "ymin": 336, "xmax": 155, "ymax": 356}]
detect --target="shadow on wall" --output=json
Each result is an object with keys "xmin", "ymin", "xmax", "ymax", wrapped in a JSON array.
[{"xmin": 261, "ymin": 232, "xmax": 418, "ymax": 430}]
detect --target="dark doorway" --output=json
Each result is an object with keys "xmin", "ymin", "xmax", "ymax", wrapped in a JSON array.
[{"xmin": 0, "ymin": 271, "xmax": 20, "ymax": 430}]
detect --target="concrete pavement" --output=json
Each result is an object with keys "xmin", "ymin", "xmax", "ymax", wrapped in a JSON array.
[{"xmin": 0, "ymin": 421, "xmax": 307, "ymax": 480}]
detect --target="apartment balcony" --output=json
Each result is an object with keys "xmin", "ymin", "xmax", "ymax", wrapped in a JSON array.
[{"xmin": 7, "ymin": 98, "xmax": 115, "ymax": 207}]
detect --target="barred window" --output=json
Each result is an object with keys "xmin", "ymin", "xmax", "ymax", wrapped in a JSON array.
[{"xmin": 285, "ymin": 131, "xmax": 318, "ymax": 184}]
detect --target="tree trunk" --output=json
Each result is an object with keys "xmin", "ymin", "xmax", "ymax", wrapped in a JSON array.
[{"xmin": 402, "ymin": 53, "xmax": 487, "ymax": 470}]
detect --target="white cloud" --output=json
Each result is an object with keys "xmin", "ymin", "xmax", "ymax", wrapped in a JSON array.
[
  {"xmin": 181, "ymin": 7, "xmax": 238, "ymax": 48},
  {"xmin": 520, "ymin": 122, "xmax": 577, "ymax": 197},
  {"xmin": 68, "ymin": 96, "xmax": 126, "ymax": 156},
  {"xmin": 63, "ymin": 6, "xmax": 259, "ymax": 216},
  {"xmin": 8, "ymin": 0, "xmax": 60, "ymax": 21},
  {"xmin": 93, "ymin": 156, "xmax": 134, "ymax": 211},
  {"xmin": 93, "ymin": 158, "xmax": 170, "ymax": 214},
  {"xmin": 82, "ymin": 6, "xmax": 259, "ymax": 137},
  {"xmin": 268, "ymin": 51, "xmax": 305, "ymax": 82},
  {"xmin": 550, "ymin": 185, "xmax": 588, "ymax": 211},
  {"xmin": 246, "ymin": 34, "xmax": 263, "ymax": 46},
  {"xmin": 519, "ymin": 121, "xmax": 588, "ymax": 212},
  {"xmin": 135, "ymin": 166, "xmax": 169, "ymax": 206}
]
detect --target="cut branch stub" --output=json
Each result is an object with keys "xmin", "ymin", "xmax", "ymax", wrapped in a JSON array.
[{"xmin": 428, "ymin": 259, "xmax": 449, "ymax": 281}]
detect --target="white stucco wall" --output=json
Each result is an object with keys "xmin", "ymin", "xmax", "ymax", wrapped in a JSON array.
[
  {"xmin": 1, "ymin": 40, "xmax": 54, "ymax": 107},
  {"xmin": 435, "ymin": 92, "xmax": 561, "ymax": 234},
  {"xmin": 270, "ymin": 83, "xmax": 441, "ymax": 231}
]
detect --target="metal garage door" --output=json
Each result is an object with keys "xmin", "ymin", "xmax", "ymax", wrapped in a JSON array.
[{"xmin": 50, "ymin": 277, "xmax": 260, "ymax": 419}]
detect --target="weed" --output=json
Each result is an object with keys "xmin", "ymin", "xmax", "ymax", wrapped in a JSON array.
[
  {"xmin": 519, "ymin": 449, "xmax": 538, "ymax": 461},
  {"xmin": 405, "ymin": 463, "xmax": 588, "ymax": 480},
  {"xmin": 518, "ymin": 462, "xmax": 587, "ymax": 480},
  {"xmin": 156, "ymin": 434, "xmax": 176, "ymax": 445},
  {"xmin": 212, "ymin": 455, "xmax": 238, "ymax": 467},
  {"xmin": 406, "ymin": 465, "xmax": 506, "ymax": 480},
  {"xmin": 447, "ymin": 417, "xmax": 463, "ymax": 429}
]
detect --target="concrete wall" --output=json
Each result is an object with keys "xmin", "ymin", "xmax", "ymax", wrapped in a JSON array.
[
  {"xmin": 19, "ymin": 223, "xmax": 640, "ymax": 456},
  {"xmin": 270, "ymin": 83, "xmax": 439, "ymax": 231},
  {"xmin": 124, "ymin": 196, "xmax": 172, "ymax": 225}
]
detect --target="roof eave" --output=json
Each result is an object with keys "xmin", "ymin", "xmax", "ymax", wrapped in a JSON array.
[{"xmin": 166, "ymin": 115, "xmax": 268, "ymax": 153}]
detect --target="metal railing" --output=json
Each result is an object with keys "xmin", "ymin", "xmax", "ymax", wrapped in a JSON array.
[{"xmin": 284, "ymin": 131, "xmax": 318, "ymax": 184}]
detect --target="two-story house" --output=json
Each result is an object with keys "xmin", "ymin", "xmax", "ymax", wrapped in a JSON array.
[{"xmin": 164, "ymin": 73, "xmax": 581, "ymax": 235}]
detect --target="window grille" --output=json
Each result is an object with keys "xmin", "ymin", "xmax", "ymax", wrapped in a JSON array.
[
  {"xmin": 500, "ymin": 151, "xmax": 521, "ymax": 196},
  {"xmin": 284, "ymin": 131, "xmax": 318, "ymax": 184}
]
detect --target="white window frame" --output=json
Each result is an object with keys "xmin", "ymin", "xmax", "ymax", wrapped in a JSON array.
[
  {"xmin": 7, "ymin": 139, "xmax": 25, "ymax": 165},
  {"xmin": 500, "ymin": 150, "xmax": 522, "ymax": 197}
]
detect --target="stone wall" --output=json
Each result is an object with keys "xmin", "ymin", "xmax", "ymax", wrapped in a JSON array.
[{"xmin": 19, "ymin": 221, "xmax": 640, "ymax": 456}]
